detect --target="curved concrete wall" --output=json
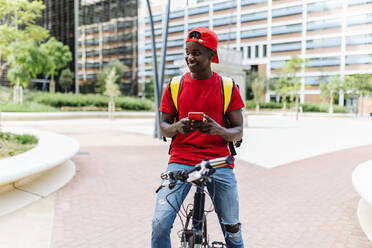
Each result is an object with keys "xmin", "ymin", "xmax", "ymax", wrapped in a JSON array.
[{"xmin": 0, "ymin": 128, "xmax": 80, "ymax": 186}]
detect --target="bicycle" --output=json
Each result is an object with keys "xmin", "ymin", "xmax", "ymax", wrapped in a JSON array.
[{"xmin": 155, "ymin": 156, "xmax": 233, "ymax": 248}]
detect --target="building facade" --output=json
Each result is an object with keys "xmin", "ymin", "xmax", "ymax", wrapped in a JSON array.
[
  {"xmin": 78, "ymin": 0, "xmax": 138, "ymax": 94},
  {"xmin": 39, "ymin": 0, "xmax": 138, "ymax": 94},
  {"xmin": 138, "ymin": 0, "xmax": 372, "ymax": 104},
  {"xmin": 39, "ymin": 0, "xmax": 76, "ymax": 76}
]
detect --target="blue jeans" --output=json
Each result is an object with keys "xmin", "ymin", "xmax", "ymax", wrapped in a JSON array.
[{"xmin": 151, "ymin": 163, "xmax": 244, "ymax": 248}]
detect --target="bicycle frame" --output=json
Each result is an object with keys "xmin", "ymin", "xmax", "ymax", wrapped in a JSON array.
[{"xmin": 156, "ymin": 156, "xmax": 232, "ymax": 248}]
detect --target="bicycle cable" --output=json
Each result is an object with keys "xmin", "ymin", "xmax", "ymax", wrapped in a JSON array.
[{"xmin": 165, "ymin": 182, "xmax": 187, "ymax": 229}]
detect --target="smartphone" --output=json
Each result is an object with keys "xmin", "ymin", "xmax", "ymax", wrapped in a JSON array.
[{"xmin": 188, "ymin": 112, "xmax": 204, "ymax": 121}]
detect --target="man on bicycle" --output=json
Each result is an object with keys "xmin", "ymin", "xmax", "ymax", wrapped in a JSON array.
[{"xmin": 152, "ymin": 27, "xmax": 245, "ymax": 248}]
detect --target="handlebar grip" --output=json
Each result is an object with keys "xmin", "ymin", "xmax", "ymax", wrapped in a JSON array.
[{"xmin": 208, "ymin": 156, "xmax": 233, "ymax": 168}]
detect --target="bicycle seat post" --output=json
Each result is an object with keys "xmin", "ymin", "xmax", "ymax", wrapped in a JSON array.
[{"xmin": 192, "ymin": 182, "xmax": 206, "ymax": 246}]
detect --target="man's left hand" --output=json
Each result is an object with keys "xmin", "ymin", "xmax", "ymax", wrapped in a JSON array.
[{"xmin": 196, "ymin": 114, "xmax": 222, "ymax": 135}]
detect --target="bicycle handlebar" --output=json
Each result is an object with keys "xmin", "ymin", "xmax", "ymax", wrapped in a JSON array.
[{"xmin": 156, "ymin": 156, "xmax": 233, "ymax": 193}]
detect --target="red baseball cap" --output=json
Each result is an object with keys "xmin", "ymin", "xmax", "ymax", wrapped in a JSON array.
[{"xmin": 186, "ymin": 27, "xmax": 219, "ymax": 64}]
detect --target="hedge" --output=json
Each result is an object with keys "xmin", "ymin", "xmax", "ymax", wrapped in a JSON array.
[
  {"xmin": 32, "ymin": 93, "xmax": 155, "ymax": 111},
  {"xmin": 246, "ymin": 100, "xmax": 347, "ymax": 113}
]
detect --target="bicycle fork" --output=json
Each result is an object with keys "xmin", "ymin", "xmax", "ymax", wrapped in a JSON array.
[{"xmin": 192, "ymin": 185, "xmax": 205, "ymax": 246}]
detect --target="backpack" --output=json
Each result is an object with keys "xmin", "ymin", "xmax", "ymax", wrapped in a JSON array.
[{"xmin": 164, "ymin": 74, "xmax": 242, "ymax": 156}]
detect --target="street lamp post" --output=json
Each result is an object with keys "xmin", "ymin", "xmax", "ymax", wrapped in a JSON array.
[
  {"xmin": 74, "ymin": 0, "xmax": 79, "ymax": 94},
  {"xmin": 146, "ymin": 0, "xmax": 161, "ymax": 138}
]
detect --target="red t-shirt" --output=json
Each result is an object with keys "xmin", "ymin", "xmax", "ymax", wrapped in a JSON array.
[{"xmin": 159, "ymin": 72, "xmax": 245, "ymax": 168}]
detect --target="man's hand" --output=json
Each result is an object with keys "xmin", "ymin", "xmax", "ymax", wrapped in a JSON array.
[
  {"xmin": 175, "ymin": 117, "xmax": 194, "ymax": 134},
  {"xmin": 195, "ymin": 114, "xmax": 222, "ymax": 135}
]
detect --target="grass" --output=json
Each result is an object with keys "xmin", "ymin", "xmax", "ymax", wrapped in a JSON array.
[
  {"xmin": 0, "ymin": 132, "xmax": 38, "ymax": 159},
  {"xmin": 1, "ymin": 102, "xmax": 59, "ymax": 112}
]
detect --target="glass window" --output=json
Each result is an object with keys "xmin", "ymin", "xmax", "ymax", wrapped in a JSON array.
[
  {"xmin": 188, "ymin": 20, "xmax": 209, "ymax": 30},
  {"xmin": 247, "ymin": 46, "xmax": 251, "ymax": 58},
  {"xmin": 348, "ymin": 0, "xmax": 372, "ymax": 7},
  {"xmin": 272, "ymin": 42, "xmax": 301, "ymax": 52},
  {"xmin": 117, "ymin": 21, "xmax": 133, "ymax": 29},
  {"xmin": 241, "ymin": 0, "xmax": 267, "ymax": 6},
  {"xmin": 166, "ymin": 53, "xmax": 184, "ymax": 61},
  {"xmin": 153, "ymin": 14, "xmax": 162, "ymax": 22},
  {"xmin": 263, "ymin": 44, "xmax": 267, "ymax": 57},
  {"xmin": 272, "ymin": 5, "xmax": 302, "ymax": 18},
  {"xmin": 347, "ymin": 13, "xmax": 372, "ymax": 26},
  {"xmin": 86, "ymin": 74, "xmax": 97, "ymax": 79},
  {"xmin": 272, "ymin": 24, "xmax": 302, "ymax": 35},
  {"xmin": 145, "ymin": 28, "xmax": 162, "ymax": 37},
  {"xmin": 241, "ymin": 11, "xmax": 267, "ymax": 23},
  {"xmin": 213, "ymin": 0, "xmax": 237, "ymax": 11},
  {"xmin": 86, "ymin": 27, "xmax": 98, "ymax": 34},
  {"xmin": 169, "ymin": 25, "xmax": 184, "ymax": 33},
  {"xmin": 218, "ymin": 32, "xmax": 237, "ymax": 41},
  {"xmin": 255, "ymin": 45, "xmax": 259, "ymax": 58},
  {"xmin": 102, "ymin": 24, "xmax": 115, "ymax": 32},
  {"xmin": 170, "ymin": 10, "xmax": 184, "ymax": 19},
  {"xmin": 167, "ymin": 39, "xmax": 184, "ymax": 47},
  {"xmin": 305, "ymin": 76, "xmax": 331, "ymax": 85},
  {"xmin": 86, "ymin": 50, "xmax": 99, "ymax": 57},
  {"xmin": 145, "ymin": 42, "xmax": 162, "ymax": 49},
  {"xmin": 271, "ymin": 60, "xmax": 287, "ymax": 69},
  {"xmin": 213, "ymin": 16, "xmax": 237, "ymax": 27},
  {"xmin": 346, "ymin": 33, "xmax": 372, "ymax": 46},
  {"xmin": 307, "ymin": 1, "xmax": 342, "ymax": 13},
  {"xmin": 189, "ymin": 5, "xmax": 209, "ymax": 16},
  {"xmin": 308, "ymin": 57, "xmax": 340, "ymax": 67},
  {"xmin": 307, "ymin": 19, "xmax": 341, "ymax": 31},
  {"xmin": 306, "ymin": 37, "xmax": 341, "ymax": 49},
  {"xmin": 241, "ymin": 28, "xmax": 267, "ymax": 38},
  {"xmin": 346, "ymin": 54, "xmax": 372, "ymax": 65}
]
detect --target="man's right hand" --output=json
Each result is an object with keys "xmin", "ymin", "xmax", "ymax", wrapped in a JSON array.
[{"xmin": 176, "ymin": 117, "xmax": 194, "ymax": 134}]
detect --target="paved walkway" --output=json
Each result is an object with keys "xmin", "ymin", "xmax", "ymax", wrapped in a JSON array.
[{"xmin": 2, "ymin": 116, "xmax": 372, "ymax": 247}]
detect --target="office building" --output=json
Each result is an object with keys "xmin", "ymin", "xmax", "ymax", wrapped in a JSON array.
[
  {"xmin": 39, "ymin": 0, "xmax": 138, "ymax": 94},
  {"xmin": 138, "ymin": 0, "xmax": 372, "ymax": 104},
  {"xmin": 78, "ymin": 0, "xmax": 138, "ymax": 94}
]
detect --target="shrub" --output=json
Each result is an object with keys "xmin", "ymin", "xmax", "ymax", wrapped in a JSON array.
[
  {"xmin": 301, "ymin": 103, "xmax": 347, "ymax": 113},
  {"xmin": 246, "ymin": 100, "xmax": 347, "ymax": 113},
  {"xmin": 245, "ymin": 100, "xmax": 282, "ymax": 109},
  {"xmin": 0, "ymin": 132, "xmax": 38, "ymax": 158},
  {"xmin": 32, "ymin": 92, "xmax": 154, "ymax": 111}
]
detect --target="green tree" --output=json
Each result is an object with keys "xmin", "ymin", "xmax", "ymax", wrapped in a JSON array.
[
  {"xmin": 245, "ymin": 71, "xmax": 259, "ymax": 100},
  {"xmin": 7, "ymin": 40, "xmax": 46, "ymax": 87},
  {"xmin": 59, "ymin": 68, "xmax": 74, "ymax": 93},
  {"xmin": 344, "ymin": 74, "xmax": 372, "ymax": 115},
  {"xmin": 104, "ymin": 68, "xmax": 121, "ymax": 100},
  {"xmin": 96, "ymin": 59, "xmax": 128, "ymax": 94},
  {"xmin": 0, "ymin": 0, "xmax": 49, "ymax": 76},
  {"xmin": 104, "ymin": 67, "xmax": 121, "ymax": 119},
  {"xmin": 274, "ymin": 76, "xmax": 291, "ymax": 111},
  {"xmin": 279, "ymin": 56, "xmax": 307, "ymax": 119},
  {"xmin": 40, "ymin": 37, "xmax": 72, "ymax": 93},
  {"xmin": 319, "ymin": 75, "xmax": 342, "ymax": 114},
  {"xmin": 144, "ymin": 77, "xmax": 154, "ymax": 99},
  {"xmin": 251, "ymin": 76, "xmax": 266, "ymax": 112}
]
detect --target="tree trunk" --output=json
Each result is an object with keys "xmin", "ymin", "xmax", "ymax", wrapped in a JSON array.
[
  {"xmin": 108, "ymin": 99, "xmax": 115, "ymax": 120},
  {"xmin": 282, "ymin": 99, "xmax": 287, "ymax": 115},
  {"xmin": 295, "ymin": 93, "xmax": 299, "ymax": 120},
  {"xmin": 255, "ymin": 101, "xmax": 260, "ymax": 112},
  {"xmin": 329, "ymin": 92, "xmax": 334, "ymax": 114},
  {"xmin": 361, "ymin": 96, "xmax": 364, "ymax": 116},
  {"xmin": 49, "ymin": 74, "xmax": 55, "ymax": 93}
]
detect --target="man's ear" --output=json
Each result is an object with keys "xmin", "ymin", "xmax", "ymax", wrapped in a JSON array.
[{"xmin": 210, "ymin": 50, "xmax": 216, "ymax": 61}]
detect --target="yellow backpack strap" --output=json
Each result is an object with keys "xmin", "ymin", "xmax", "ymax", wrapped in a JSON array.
[
  {"xmin": 221, "ymin": 76, "xmax": 234, "ymax": 114},
  {"xmin": 169, "ymin": 75, "xmax": 183, "ymax": 113}
]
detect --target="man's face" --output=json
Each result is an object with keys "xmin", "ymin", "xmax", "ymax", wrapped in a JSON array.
[{"xmin": 185, "ymin": 42, "xmax": 214, "ymax": 73}]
